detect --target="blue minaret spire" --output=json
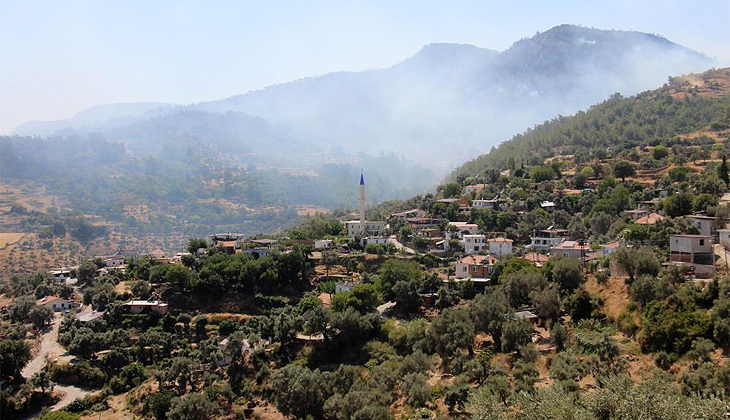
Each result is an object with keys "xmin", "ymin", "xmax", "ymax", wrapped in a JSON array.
[{"xmin": 360, "ymin": 170, "xmax": 365, "ymax": 186}]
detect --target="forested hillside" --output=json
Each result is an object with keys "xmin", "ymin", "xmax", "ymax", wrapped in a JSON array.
[{"xmin": 450, "ymin": 68, "xmax": 730, "ymax": 180}]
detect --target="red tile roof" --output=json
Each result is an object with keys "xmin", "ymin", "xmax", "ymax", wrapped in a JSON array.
[
  {"xmin": 459, "ymin": 255, "xmax": 497, "ymax": 266},
  {"xmin": 522, "ymin": 252, "xmax": 550, "ymax": 264},
  {"xmin": 635, "ymin": 213, "xmax": 665, "ymax": 225},
  {"xmin": 318, "ymin": 293, "xmax": 331, "ymax": 307}
]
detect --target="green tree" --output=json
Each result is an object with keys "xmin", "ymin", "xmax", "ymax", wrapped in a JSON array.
[
  {"xmin": 530, "ymin": 166, "xmax": 555, "ymax": 182},
  {"xmin": 166, "ymin": 392, "xmax": 218, "ymax": 420},
  {"xmin": 187, "ymin": 238, "xmax": 208, "ymax": 254},
  {"xmin": 552, "ymin": 258, "xmax": 585, "ymax": 294},
  {"xmin": 29, "ymin": 369, "xmax": 55, "ymax": 396},
  {"xmin": 470, "ymin": 289, "xmax": 511, "ymax": 350},
  {"xmin": 652, "ymin": 145, "xmax": 669, "ymax": 160},
  {"xmin": 612, "ymin": 161, "xmax": 635, "ymax": 182},
  {"xmin": 719, "ymin": 155, "xmax": 729, "ymax": 185},
  {"xmin": 393, "ymin": 280, "xmax": 422, "ymax": 314},
  {"xmin": 430, "ymin": 307, "xmax": 475, "ymax": 358},
  {"xmin": 501, "ymin": 319, "xmax": 533, "ymax": 353},
  {"xmin": 330, "ymin": 283, "xmax": 380, "ymax": 313},
  {"xmin": 9, "ymin": 295, "xmax": 36, "ymax": 322},
  {"xmin": 29, "ymin": 305, "xmax": 54, "ymax": 329},
  {"xmin": 663, "ymin": 193, "xmax": 694, "ymax": 218},
  {"xmin": 377, "ymin": 259, "xmax": 423, "ymax": 301},
  {"xmin": 77, "ymin": 260, "xmax": 97, "ymax": 285},
  {"xmin": 0, "ymin": 339, "xmax": 31, "ymax": 381}
]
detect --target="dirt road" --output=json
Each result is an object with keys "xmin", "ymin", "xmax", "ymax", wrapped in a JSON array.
[{"xmin": 22, "ymin": 317, "xmax": 90, "ymax": 417}]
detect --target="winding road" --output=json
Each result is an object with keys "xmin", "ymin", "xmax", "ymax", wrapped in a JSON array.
[{"xmin": 22, "ymin": 316, "xmax": 90, "ymax": 417}]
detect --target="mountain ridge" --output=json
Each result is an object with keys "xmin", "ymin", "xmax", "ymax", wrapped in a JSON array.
[{"xmin": 11, "ymin": 24, "xmax": 715, "ymax": 185}]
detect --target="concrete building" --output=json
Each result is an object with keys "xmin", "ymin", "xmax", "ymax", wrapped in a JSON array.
[
  {"xmin": 464, "ymin": 184, "xmax": 487, "ymax": 194},
  {"xmin": 551, "ymin": 240, "xmax": 590, "ymax": 259},
  {"xmin": 48, "ymin": 269, "xmax": 74, "ymax": 285},
  {"xmin": 530, "ymin": 228, "xmax": 567, "ymax": 249},
  {"xmin": 463, "ymin": 234, "xmax": 486, "ymax": 255},
  {"xmin": 718, "ymin": 229, "xmax": 730, "ymax": 247},
  {"xmin": 241, "ymin": 248, "xmax": 272, "ymax": 258},
  {"xmin": 344, "ymin": 171, "xmax": 387, "ymax": 239},
  {"xmin": 36, "ymin": 296, "xmax": 75, "ymax": 311},
  {"xmin": 360, "ymin": 237, "xmax": 389, "ymax": 247},
  {"xmin": 669, "ymin": 234, "xmax": 714, "ymax": 277},
  {"xmin": 624, "ymin": 209, "xmax": 649, "ymax": 222},
  {"xmin": 686, "ymin": 215, "xmax": 717, "ymax": 237},
  {"xmin": 540, "ymin": 201, "xmax": 556, "ymax": 211},
  {"xmin": 488, "ymin": 237, "xmax": 513, "ymax": 258},
  {"xmin": 391, "ymin": 209, "xmax": 426, "ymax": 220},
  {"xmin": 345, "ymin": 220, "xmax": 387, "ymax": 238},
  {"xmin": 96, "ymin": 254, "xmax": 125, "ymax": 267},
  {"xmin": 472, "ymin": 199, "xmax": 500, "ymax": 210},
  {"xmin": 447, "ymin": 221, "xmax": 479, "ymax": 238},
  {"xmin": 124, "ymin": 300, "xmax": 169, "ymax": 315},
  {"xmin": 314, "ymin": 239, "xmax": 334, "ymax": 249},
  {"xmin": 600, "ymin": 241, "xmax": 624, "ymax": 257},
  {"xmin": 455, "ymin": 255, "xmax": 497, "ymax": 279}
]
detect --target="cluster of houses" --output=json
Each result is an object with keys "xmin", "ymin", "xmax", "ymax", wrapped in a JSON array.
[{"xmin": 383, "ymin": 181, "xmax": 727, "ymax": 282}]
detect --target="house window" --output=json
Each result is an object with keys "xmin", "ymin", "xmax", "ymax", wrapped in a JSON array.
[
  {"xmin": 473, "ymin": 266, "xmax": 478, "ymax": 272},
  {"xmin": 699, "ymin": 239, "xmax": 705, "ymax": 246}
]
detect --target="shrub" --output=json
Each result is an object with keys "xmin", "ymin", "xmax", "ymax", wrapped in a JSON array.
[{"xmin": 50, "ymin": 362, "xmax": 107, "ymax": 388}]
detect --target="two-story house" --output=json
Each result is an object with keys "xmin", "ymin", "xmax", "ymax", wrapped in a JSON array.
[
  {"xmin": 488, "ymin": 237, "xmax": 513, "ymax": 258},
  {"xmin": 669, "ymin": 234, "xmax": 714, "ymax": 277},
  {"xmin": 530, "ymin": 228, "xmax": 567, "ymax": 249},
  {"xmin": 463, "ymin": 234, "xmax": 486, "ymax": 255},
  {"xmin": 455, "ymin": 255, "xmax": 497, "ymax": 279}
]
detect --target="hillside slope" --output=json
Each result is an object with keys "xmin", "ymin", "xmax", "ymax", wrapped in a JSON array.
[{"xmin": 449, "ymin": 67, "xmax": 730, "ymax": 180}]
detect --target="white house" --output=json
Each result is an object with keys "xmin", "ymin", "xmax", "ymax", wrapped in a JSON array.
[
  {"xmin": 488, "ymin": 237, "xmax": 513, "ymax": 258},
  {"xmin": 36, "ymin": 296, "xmax": 75, "ymax": 311},
  {"xmin": 124, "ymin": 300, "xmax": 169, "ymax": 315},
  {"xmin": 463, "ymin": 234, "xmax": 486, "ymax": 255},
  {"xmin": 540, "ymin": 201, "xmax": 556, "ymax": 211},
  {"xmin": 96, "ymin": 254, "xmax": 125, "ymax": 267},
  {"xmin": 530, "ymin": 228, "xmax": 567, "ymax": 249},
  {"xmin": 472, "ymin": 199, "xmax": 500, "ymax": 210},
  {"xmin": 335, "ymin": 281, "xmax": 355, "ymax": 293},
  {"xmin": 360, "ymin": 237, "xmax": 389, "ymax": 247},
  {"xmin": 464, "ymin": 184, "xmax": 487, "ymax": 194},
  {"xmin": 314, "ymin": 239, "xmax": 334, "ymax": 249},
  {"xmin": 447, "ymin": 222, "xmax": 479, "ymax": 238},
  {"xmin": 551, "ymin": 241, "xmax": 590, "ymax": 259},
  {"xmin": 344, "ymin": 220, "xmax": 387, "ymax": 238}
]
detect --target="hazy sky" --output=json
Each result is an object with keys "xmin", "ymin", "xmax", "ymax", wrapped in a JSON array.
[{"xmin": 1, "ymin": 0, "xmax": 729, "ymax": 134}]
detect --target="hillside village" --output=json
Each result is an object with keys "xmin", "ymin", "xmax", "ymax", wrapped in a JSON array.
[{"xmin": 1, "ymin": 69, "xmax": 730, "ymax": 419}]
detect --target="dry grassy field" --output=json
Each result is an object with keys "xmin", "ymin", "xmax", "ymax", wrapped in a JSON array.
[{"xmin": 0, "ymin": 232, "xmax": 25, "ymax": 248}]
